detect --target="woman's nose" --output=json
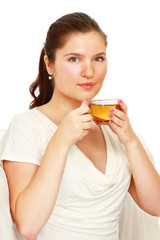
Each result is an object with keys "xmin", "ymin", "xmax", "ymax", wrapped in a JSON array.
[{"xmin": 81, "ymin": 60, "xmax": 94, "ymax": 79}]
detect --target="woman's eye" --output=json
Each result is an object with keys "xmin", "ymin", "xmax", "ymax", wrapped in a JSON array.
[
  {"xmin": 69, "ymin": 57, "xmax": 79, "ymax": 62},
  {"xmin": 95, "ymin": 57, "xmax": 104, "ymax": 62}
]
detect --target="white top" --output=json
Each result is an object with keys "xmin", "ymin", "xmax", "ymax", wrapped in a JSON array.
[
  {"xmin": 0, "ymin": 165, "xmax": 18, "ymax": 240},
  {"xmin": 0, "ymin": 108, "xmax": 131, "ymax": 240},
  {"xmin": 0, "ymin": 130, "xmax": 18, "ymax": 240}
]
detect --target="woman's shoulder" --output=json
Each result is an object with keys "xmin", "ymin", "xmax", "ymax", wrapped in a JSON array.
[
  {"xmin": 0, "ymin": 108, "xmax": 44, "ymax": 165},
  {"xmin": 1, "ymin": 108, "xmax": 40, "ymax": 142},
  {"xmin": 12, "ymin": 108, "xmax": 38, "ymax": 122},
  {"xmin": 10, "ymin": 108, "xmax": 40, "ymax": 129}
]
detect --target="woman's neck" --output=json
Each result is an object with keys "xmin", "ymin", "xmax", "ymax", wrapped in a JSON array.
[{"xmin": 38, "ymin": 93, "xmax": 82, "ymax": 125}]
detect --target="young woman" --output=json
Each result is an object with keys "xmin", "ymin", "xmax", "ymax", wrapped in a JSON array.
[{"xmin": 0, "ymin": 12, "xmax": 160, "ymax": 240}]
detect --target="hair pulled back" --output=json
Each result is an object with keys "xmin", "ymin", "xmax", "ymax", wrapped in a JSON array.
[{"xmin": 29, "ymin": 12, "xmax": 107, "ymax": 109}]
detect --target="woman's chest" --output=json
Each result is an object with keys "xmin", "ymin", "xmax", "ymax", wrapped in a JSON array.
[
  {"xmin": 54, "ymin": 139, "xmax": 131, "ymax": 213},
  {"xmin": 76, "ymin": 128, "xmax": 107, "ymax": 174}
]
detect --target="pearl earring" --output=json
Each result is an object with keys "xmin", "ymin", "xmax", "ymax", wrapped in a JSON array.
[{"xmin": 48, "ymin": 75, "xmax": 54, "ymax": 80}]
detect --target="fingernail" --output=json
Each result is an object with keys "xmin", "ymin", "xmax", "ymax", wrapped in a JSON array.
[
  {"xmin": 119, "ymin": 99, "xmax": 123, "ymax": 104},
  {"xmin": 108, "ymin": 113, "xmax": 113, "ymax": 118},
  {"xmin": 110, "ymin": 108, "xmax": 115, "ymax": 113}
]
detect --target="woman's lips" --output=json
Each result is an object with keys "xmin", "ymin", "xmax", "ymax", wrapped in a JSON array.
[{"xmin": 77, "ymin": 82, "xmax": 95, "ymax": 90}]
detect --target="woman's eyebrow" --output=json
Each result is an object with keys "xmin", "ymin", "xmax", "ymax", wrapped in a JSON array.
[
  {"xmin": 64, "ymin": 52, "xmax": 106, "ymax": 57},
  {"xmin": 64, "ymin": 53, "xmax": 82, "ymax": 57},
  {"xmin": 94, "ymin": 52, "xmax": 106, "ymax": 56}
]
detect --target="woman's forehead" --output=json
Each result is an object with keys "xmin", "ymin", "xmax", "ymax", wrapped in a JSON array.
[{"xmin": 58, "ymin": 31, "xmax": 106, "ymax": 53}]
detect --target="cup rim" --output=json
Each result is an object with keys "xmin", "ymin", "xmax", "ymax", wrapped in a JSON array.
[{"xmin": 89, "ymin": 99, "xmax": 118, "ymax": 105}]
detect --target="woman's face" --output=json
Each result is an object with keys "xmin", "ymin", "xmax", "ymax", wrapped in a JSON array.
[{"xmin": 52, "ymin": 31, "xmax": 107, "ymax": 102}]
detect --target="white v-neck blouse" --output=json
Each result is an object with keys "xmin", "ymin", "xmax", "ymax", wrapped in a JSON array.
[{"xmin": 0, "ymin": 109, "xmax": 131, "ymax": 240}]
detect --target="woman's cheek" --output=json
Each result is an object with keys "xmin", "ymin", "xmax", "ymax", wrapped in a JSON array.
[{"xmin": 61, "ymin": 64, "xmax": 80, "ymax": 82}]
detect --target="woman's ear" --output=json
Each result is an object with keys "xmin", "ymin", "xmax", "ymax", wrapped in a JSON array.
[{"xmin": 44, "ymin": 55, "xmax": 54, "ymax": 75}]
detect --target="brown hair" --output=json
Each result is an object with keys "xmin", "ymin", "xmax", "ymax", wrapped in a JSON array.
[{"xmin": 29, "ymin": 12, "xmax": 107, "ymax": 109}]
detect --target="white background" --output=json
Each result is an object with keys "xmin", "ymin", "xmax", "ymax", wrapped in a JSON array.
[
  {"xmin": 0, "ymin": 0, "xmax": 160, "ymax": 198},
  {"xmin": 0, "ymin": 0, "xmax": 160, "ymax": 227}
]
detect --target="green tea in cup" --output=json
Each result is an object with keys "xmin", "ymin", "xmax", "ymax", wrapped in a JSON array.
[{"xmin": 89, "ymin": 99, "xmax": 118, "ymax": 125}]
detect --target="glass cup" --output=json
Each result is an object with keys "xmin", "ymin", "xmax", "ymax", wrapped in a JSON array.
[{"xmin": 89, "ymin": 99, "xmax": 118, "ymax": 125}]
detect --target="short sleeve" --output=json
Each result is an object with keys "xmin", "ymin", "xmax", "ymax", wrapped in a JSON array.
[{"xmin": 0, "ymin": 111, "xmax": 42, "ymax": 165}]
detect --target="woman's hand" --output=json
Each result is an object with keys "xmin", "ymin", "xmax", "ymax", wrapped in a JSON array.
[
  {"xmin": 108, "ymin": 99, "xmax": 138, "ymax": 147},
  {"xmin": 56, "ymin": 100, "xmax": 93, "ymax": 147}
]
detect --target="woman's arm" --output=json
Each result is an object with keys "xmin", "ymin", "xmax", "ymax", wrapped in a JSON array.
[
  {"xmin": 126, "ymin": 138, "xmax": 160, "ymax": 216},
  {"xmin": 108, "ymin": 100, "xmax": 160, "ymax": 216},
  {"xmin": 4, "ymin": 102, "xmax": 92, "ymax": 240},
  {"xmin": 4, "ymin": 135, "xmax": 69, "ymax": 240}
]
